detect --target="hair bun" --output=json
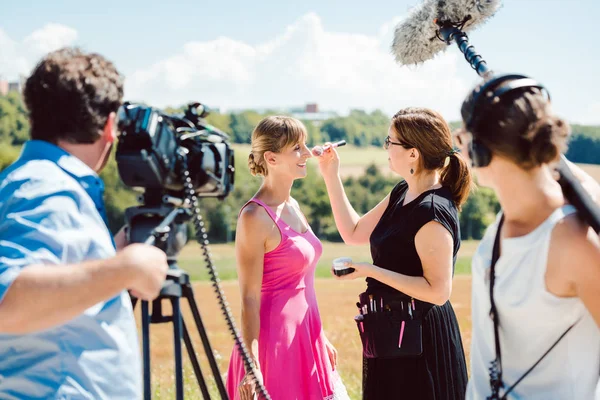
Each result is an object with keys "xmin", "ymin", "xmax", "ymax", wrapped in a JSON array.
[
  {"xmin": 248, "ymin": 152, "xmax": 266, "ymax": 176},
  {"xmin": 528, "ymin": 116, "xmax": 569, "ymax": 165}
]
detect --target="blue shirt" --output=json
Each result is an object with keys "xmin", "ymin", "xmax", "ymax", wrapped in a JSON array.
[{"xmin": 0, "ymin": 140, "xmax": 142, "ymax": 399}]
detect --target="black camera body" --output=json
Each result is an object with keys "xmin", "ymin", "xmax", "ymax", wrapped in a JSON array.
[{"xmin": 116, "ymin": 102, "xmax": 235, "ymax": 200}]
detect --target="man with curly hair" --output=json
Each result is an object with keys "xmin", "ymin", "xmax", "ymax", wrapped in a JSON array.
[{"xmin": 0, "ymin": 47, "xmax": 168, "ymax": 399}]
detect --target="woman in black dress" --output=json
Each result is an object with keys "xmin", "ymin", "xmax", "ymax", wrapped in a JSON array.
[{"xmin": 318, "ymin": 108, "xmax": 473, "ymax": 399}]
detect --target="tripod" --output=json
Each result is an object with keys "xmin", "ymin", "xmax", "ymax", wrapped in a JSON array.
[{"xmin": 126, "ymin": 202, "xmax": 229, "ymax": 400}]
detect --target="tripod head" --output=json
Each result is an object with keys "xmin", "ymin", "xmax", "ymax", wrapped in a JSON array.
[{"xmin": 125, "ymin": 189, "xmax": 192, "ymax": 268}]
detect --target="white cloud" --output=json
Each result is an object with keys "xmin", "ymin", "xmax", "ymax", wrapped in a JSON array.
[
  {"xmin": 0, "ymin": 29, "xmax": 30, "ymax": 79},
  {"xmin": 126, "ymin": 12, "xmax": 470, "ymax": 121},
  {"xmin": 0, "ymin": 24, "xmax": 78, "ymax": 80},
  {"xmin": 0, "ymin": 16, "xmax": 471, "ymax": 121},
  {"xmin": 23, "ymin": 24, "xmax": 78, "ymax": 55}
]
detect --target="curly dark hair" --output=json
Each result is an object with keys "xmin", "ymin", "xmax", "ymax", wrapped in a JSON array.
[{"xmin": 23, "ymin": 47, "xmax": 124, "ymax": 144}]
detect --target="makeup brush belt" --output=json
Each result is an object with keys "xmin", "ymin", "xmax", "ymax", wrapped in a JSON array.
[{"xmin": 354, "ymin": 292, "xmax": 426, "ymax": 359}]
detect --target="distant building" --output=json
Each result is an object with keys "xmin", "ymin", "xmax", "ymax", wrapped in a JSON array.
[
  {"xmin": 290, "ymin": 103, "xmax": 337, "ymax": 126},
  {"xmin": 8, "ymin": 81, "xmax": 22, "ymax": 93},
  {"xmin": 305, "ymin": 103, "xmax": 318, "ymax": 113},
  {"xmin": 0, "ymin": 79, "xmax": 8, "ymax": 96},
  {"xmin": 0, "ymin": 75, "xmax": 24, "ymax": 96}
]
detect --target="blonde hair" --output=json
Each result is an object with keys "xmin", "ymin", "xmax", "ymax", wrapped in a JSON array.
[{"xmin": 248, "ymin": 116, "xmax": 307, "ymax": 176}]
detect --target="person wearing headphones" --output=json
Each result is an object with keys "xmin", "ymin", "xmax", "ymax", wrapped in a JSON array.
[{"xmin": 458, "ymin": 75, "xmax": 600, "ymax": 400}]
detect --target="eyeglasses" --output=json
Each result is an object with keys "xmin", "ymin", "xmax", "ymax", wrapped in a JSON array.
[{"xmin": 384, "ymin": 136, "xmax": 409, "ymax": 150}]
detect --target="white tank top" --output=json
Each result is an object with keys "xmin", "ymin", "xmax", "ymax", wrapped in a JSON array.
[{"xmin": 466, "ymin": 205, "xmax": 600, "ymax": 400}]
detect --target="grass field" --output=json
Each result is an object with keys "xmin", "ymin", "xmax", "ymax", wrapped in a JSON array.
[{"xmin": 177, "ymin": 239, "xmax": 480, "ymax": 282}]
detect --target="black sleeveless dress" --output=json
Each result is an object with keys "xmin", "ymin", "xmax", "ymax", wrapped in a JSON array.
[{"xmin": 362, "ymin": 180, "xmax": 468, "ymax": 400}]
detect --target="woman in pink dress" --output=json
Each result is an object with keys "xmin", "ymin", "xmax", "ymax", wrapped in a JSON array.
[{"xmin": 226, "ymin": 116, "xmax": 348, "ymax": 400}]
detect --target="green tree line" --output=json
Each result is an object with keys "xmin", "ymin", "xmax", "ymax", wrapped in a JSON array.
[{"xmin": 0, "ymin": 93, "xmax": 598, "ymax": 242}]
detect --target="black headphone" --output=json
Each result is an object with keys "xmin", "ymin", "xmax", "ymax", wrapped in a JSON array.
[{"xmin": 460, "ymin": 73, "xmax": 551, "ymax": 168}]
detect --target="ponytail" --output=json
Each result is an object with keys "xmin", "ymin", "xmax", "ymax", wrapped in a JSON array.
[{"xmin": 440, "ymin": 152, "xmax": 473, "ymax": 210}]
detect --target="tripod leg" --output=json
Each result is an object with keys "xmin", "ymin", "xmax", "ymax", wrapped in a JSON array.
[
  {"xmin": 142, "ymin": 301, "xmax": 152, "ymax": 400},
  {"xmin": 182, "ymin": 319, "xmax": 212, "ymax": 399},
  {"xmin": 171, "ymin": 297, "xmax": 185, "ymax": 400},
  {"xmin": 183, "ymin": 284, "xmax": 229, "ymax": 399}
]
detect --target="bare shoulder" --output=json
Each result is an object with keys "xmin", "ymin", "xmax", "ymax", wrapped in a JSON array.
[
  {"xmin": 549, "ymin": 214, "xmax": 600, "ymax": 281},
  {"xmin": 415, "ymin": 220, "xmax": 453, "ymax": 251},
  {"xmin": 238, "ymin": 202, "xmax": 275, "ymax": 233},
  {"xmin": 551, "ymin": 214, "xmax": 598, "ymax": 250}
]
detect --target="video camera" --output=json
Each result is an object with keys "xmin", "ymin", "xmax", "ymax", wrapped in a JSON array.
[
  {"xmin": 115, "ymin": 102, "xmax": 235, "ymax": 202},
  {"xmin": 115, "ymin": 102, "xmax": 250, "ymax": 399}
]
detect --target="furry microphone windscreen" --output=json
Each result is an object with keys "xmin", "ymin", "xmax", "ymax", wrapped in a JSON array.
[{"xmin": 391, "ymin": 0, "xmax": 502, "ymax": 65}]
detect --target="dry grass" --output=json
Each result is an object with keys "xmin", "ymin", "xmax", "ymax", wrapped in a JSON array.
[
  {"xmin": 138, "ymin": 276, "xmax": 472, "ymax": 399},
  {"xmin": 175, "ymin": 240, "xmax": 478, "ymax": 282},
  {"xmin": 337, "ymin": 159, "xmax": 600, "ymax": 181},
  {"xmin": 579, "ymin": 163, "xmax": 600, "ymax": 182}
]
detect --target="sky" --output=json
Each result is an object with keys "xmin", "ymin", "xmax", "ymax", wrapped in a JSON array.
[{"xmin": 1, "ymin": 0, "xmax": 598, "ymax": 124}]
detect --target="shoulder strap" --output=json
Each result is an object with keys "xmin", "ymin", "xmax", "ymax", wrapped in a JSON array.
[
  {"xmin": 502, "ymin": 322, "xmax": 580, "ymax": 398},
  {"xmin": 488, "ymin": 213, "xmax": 583, "ymax": 400},
  {"xmin": 488, "ymin": 215, "xmax": 505, "ymax": 399},
  {"xmin": 241, "ymin": 198, "xmax": 278, "ymax": 221}
]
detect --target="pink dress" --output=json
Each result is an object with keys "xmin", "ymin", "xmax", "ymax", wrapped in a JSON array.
[{"xmin": 226, "ymin": 198, "xmax": 335, "ymax": 400}]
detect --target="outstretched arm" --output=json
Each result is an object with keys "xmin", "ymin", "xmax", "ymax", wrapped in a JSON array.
[
  {"xmin": 0, "ymin": 245, "xmax": 167, "ymax": 334},
  {"xmin": 317, "ymin": 145, "xmax": 391, "ymax": 245}
]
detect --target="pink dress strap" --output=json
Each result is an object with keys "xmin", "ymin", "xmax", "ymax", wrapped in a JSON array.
[{"xmin": 240, "ymin": 198, "xmax": 287, "ymax": 232}]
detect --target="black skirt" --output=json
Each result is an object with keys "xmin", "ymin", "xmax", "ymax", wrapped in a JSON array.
[{"xmin": 362, "ymin": 300, "xmax": 467, "ymax": 400}]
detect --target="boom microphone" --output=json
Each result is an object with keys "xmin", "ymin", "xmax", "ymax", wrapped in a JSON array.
[
  {"xmin": 392, "ymin": 0, "xmax": 600, "ymax": 233},
  {"xmin": 392, "ymin": 0, "xmax": 501, "ymax": 72}
]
